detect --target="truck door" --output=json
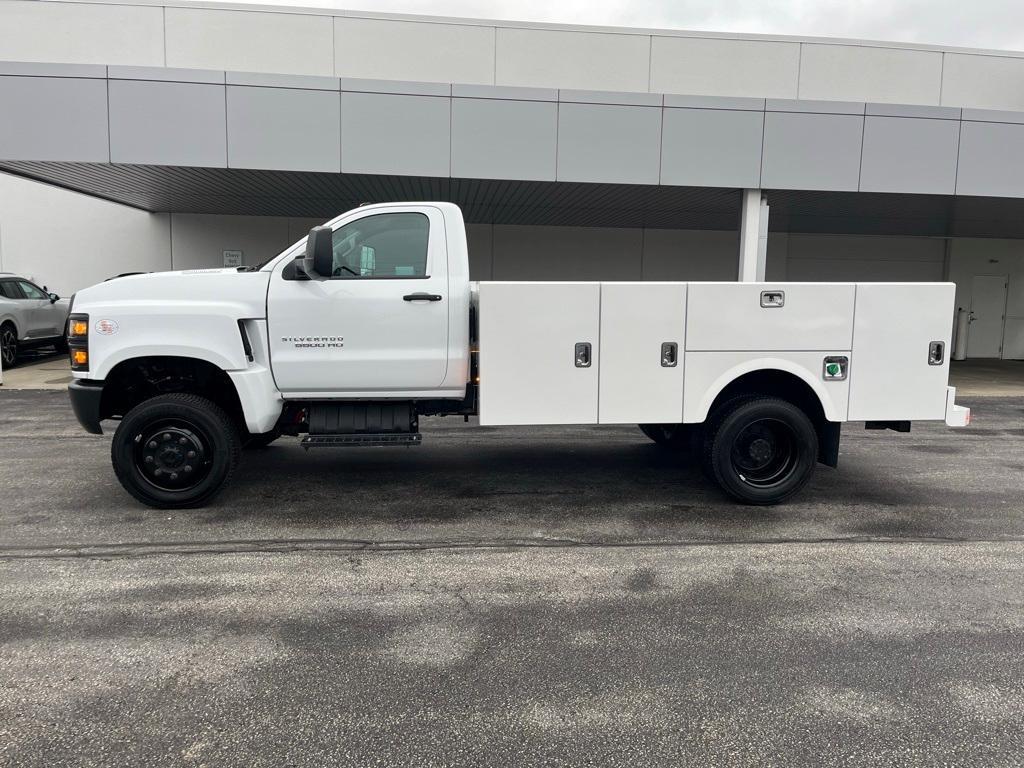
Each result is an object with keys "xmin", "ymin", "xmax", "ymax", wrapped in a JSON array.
[{"xmin": 267, "ymin": 206, "xmax": 450, "ymax": 395}]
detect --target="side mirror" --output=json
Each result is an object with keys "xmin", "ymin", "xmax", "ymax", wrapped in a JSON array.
[
  {"xmin": 48, "ymin": 293, "xmax": 59, "ymax": 303},
  {"xmin": 302, "ymin": 226, "xmax": 334, "ymax": 278}
]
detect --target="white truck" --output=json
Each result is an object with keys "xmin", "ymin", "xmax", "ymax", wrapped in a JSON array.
[{"xmin": 66, "ymin": 202, "xmax": 970, "ymax": 509}]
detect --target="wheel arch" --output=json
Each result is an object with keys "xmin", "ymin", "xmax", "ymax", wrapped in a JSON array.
[
  {"xmin": 696, "ymin": 364, "xmax": 843, "ymax": 468},
  {"xmin": 99, "ymin": 355, "xmax": 246, "ymax": 434}
]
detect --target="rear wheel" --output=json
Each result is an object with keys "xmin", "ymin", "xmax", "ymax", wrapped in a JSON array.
[
  {"xmin": 707, "ymin": 397, "xmax": 817, "ymax": 505},
  {"xmin": 111, "ymin": 393, "xmax": 241, "ymax": 509},
  {"xmin": 1, "ymin": 323, "xmax": 18, "ymax": 368}
]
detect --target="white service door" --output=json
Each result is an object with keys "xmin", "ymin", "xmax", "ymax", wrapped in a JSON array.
[
  {"xmin": 967, "ymin": 275, "xmax": 1008, "ymax": 359},
  {"xmin": 478, "ymin": 282, "xmax": 599, "ymax": 425},
  {"xmin": 268, "ymin": 207, "xmax": 450, "ymax": 395},
  {"xmin": 598, "ymin": 283, "xmax": 686, "ymax": 424},
  {"xmin": 848, "ymin": 283, "xmax": 954, "ymax": 422}
]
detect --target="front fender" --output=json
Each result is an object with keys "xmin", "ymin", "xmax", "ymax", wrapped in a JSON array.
[{"xmin": 85, "ymin": 309, "xmax": 251, "ymax": 380}]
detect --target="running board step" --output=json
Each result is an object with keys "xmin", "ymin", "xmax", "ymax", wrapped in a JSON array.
[{"xmin": 301, "ymin": 433, "xmax": 422, "ymax": 449}]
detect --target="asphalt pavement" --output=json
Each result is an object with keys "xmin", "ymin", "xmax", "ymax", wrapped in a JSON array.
[{"xmin": 1, "ymin": 389, "xmax": 1023, "ymax": 767}]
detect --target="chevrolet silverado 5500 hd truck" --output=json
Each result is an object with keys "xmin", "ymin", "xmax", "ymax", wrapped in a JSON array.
[{"xmin": 66, "ymin": 202, "xmax": 970, "ymax": 508}]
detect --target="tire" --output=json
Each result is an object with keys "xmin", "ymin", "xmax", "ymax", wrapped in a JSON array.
[
  {"xmin": 698, "ymin": 394, "xmax": 758, "ymax": 481},
  {"xmin": 708, "ymin": 397, "xmax": 818, "ymax": 506},
  {"xmin": 243, "ymin": 428, "xmax": 281, "ymax": 449},
  {"xmin": 111, "ymin": 393, "xmax": 241, "ymax": 509},
  {"xmin": 638, "ymin": 423, "xmax": 691, "ymax": 451},
  {"xmin": 1, "ymin": 323, "xmax": 18, "ymax": 369}
]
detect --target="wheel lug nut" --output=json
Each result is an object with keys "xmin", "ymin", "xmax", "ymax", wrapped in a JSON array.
[
  {"xmin": 148, "ymin": 441, "xmax": 157, "ymax": 449},
  {"xmin": 179, "ymin": 437, "xmax": 187, "ymax": 445},
  {"xmin": 186, "ymin": 450, "xmax": 196, "ymax": 458},
  {"xmin": 144, "ymin": 456, "xmax": 154, "ymax": 464},
  {"xmin": 184, "ymin": 465, "xmax": 192, "ymax": 473},
  {"xmin": 154, "ymin": 468, "xmax": 163, "ymax": 476},
  {"xmin": 162, "ymin": 433, "xmax": 171, "ymax": 441},
  {"xmin": 170, "ymin": 472, "xmax": 178, "ymax": 481}
]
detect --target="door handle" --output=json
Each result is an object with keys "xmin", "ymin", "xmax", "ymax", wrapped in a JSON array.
[{"xmin": 403, "ymin": 293, "xmax": 442, "ymax": 302}]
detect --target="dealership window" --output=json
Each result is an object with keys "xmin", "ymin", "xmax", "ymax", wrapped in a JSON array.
[{"xmin": 330, "ymin": 212, "xmax": 429, "ymax": 278}]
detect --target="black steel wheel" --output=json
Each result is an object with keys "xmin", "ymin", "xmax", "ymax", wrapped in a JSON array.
[
  {"xmin": 1, "ymin": 323, "xmax": 18, "ymax": 369},
  {"xmin": 709, "ymin": 397, "xmax": 817, "ymax": 505},
  {"xmin": 112, "ymin": 393, "xmax": 240, "ymax": 509}
]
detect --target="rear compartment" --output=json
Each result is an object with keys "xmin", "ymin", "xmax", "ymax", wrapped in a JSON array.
[{"xmin": 477, "ymin": 281, "xmax": 956, "ymax": 428}]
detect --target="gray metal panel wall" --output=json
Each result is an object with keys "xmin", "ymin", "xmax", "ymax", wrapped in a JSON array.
[
  {"xmin": 450, "ymin": 97, "xmax": 557, "ymax": 181},
  {"xmin": 661, "ymin": 108, "xmax": 763, "ymax": 188},
  {"xmin": 108, "ymin": 79, "xmax": 227, "ymax": 167},
  {"xmin": 227, "ymin": 85, "xmax": 341, "ymax": 172},
  {"xmin": 340, "ymin": 91, "xmax": 450, "ymax": 176},
  {"xmin": 956, "ymin": 121, "xmax": 1024, "ymax": 197},
  {"xmin": 860, "ymin": 116, "xmax": 960, "ymax": 194},
  {"xmin": 0, "ymin": 76, "xmax": 109, "ymax": 162},
  {"xmin": 556, "ymin": 102, "xmax": 662, "ymax": 184},
  {"xmin": 761, "ymin": 112, "xmax": 864, "ymax": 191},
  {"xmin": 11, "ymin": 64, "xmax": 1024, "ymax": 199}
]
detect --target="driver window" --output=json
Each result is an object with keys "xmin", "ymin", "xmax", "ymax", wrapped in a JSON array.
[
  {"xmin": 17, "ymin": 281, "xmax": 46, "ymax": 300},
  {"xmin": 330, "ymin": 212, "xmax": 429, "ymax": 279}
]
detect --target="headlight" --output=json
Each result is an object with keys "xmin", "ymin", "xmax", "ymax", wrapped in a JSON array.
[{"xmin": 67, "ymin": 313, "xmax": 89, "ymax": 371}]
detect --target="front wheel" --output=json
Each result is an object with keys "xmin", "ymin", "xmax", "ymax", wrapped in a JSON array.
[
  {"xmin": 708, "ymin": 397, "xmax": 818, "ymax": 506},
  {"xmin": 1, "ymin": 323, "xmax": 18, "ymax": 369},
  {"xmin": 111, "ymin": 393, "xmax": 241, "ymax": 509}
]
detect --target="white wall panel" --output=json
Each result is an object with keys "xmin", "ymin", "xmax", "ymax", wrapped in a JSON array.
[
  {"xmin": 169, "ymin": 214, "xmax": 293, "ymax": 271},
  {"xmin": 335, "ymin": 17, "xmax": 494, "ymax": 84},
  {"xmin": 166, "ymin": 7, "xmax": 334, "ymax": 76},
  {"xmin": 0, "ymin": 0, "xmax": 163, "ymax": 66},
  {"xmin": 650, "ymin": 37, "xmax": 800, "ymax": 98},
  {"xmin": 942, "ymin": 54, "xmax": 1024, "ymax": 111},
  {"xmin": 948, "ymin": 238, "xmax": 1024, "ymax": 359},
  {"xmin": 785, "ymin": 235, "xmax": 946, "ymax": 283},
  {"xmin": 641, "ymin": 230, "xmax": 738, "ymax": 281},
  {"xmin": 798, "ymin": 44, "xmax": 942, "ymax": 104},
  {"xmin": 491, "ymin": 225, "xmax": 642, "ymax": 280},
  {"xmin": 496, "ymin": 28, "xmax": 649, "ymax": 91},
  {"xmin": 0, "ymin": 172, "xmax": 170, "ymax": 297}
]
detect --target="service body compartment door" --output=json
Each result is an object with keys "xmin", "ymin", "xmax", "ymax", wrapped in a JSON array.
[
  {"xmin": 599, "ymin": 283, "xmax": 686, "ymax": 424},
  {"xmin": 478, "ymin": 282, "xmax": 599, "ymax": 425},
  {"xmin": 686, "ymin": 283, "xmax": 855, "ymax": 351},
  {"xmin": 848, "ymin": 283, "xmax": 954, "ymax": 421}
]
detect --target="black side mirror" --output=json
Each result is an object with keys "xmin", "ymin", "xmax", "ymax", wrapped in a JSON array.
[
  {"xmin": 302, "ymin": 226, "xmax": 334, "ymax": 278},
  {"xmin": 48, "ymin": 293, "xmax": 59, "ymax": 303}
]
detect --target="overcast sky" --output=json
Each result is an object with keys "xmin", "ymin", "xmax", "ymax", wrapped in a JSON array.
[{"xmin": 224, "ymin": 0, "xmax": 1024, "ymax": 51}]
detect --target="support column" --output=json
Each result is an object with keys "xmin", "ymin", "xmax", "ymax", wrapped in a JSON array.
[{"xmin": 738, "ymin": 189, "xmax": 769, "ymax": 282}]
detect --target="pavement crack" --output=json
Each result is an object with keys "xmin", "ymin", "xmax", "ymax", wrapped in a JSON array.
[{"xmin": 1, "ymin": 534, "xmax": 1022, "ymax": 561}]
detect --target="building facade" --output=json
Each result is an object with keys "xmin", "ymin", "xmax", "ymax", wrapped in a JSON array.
[{"xmin": 1, "ymin": 0, "xmax": 1023, "ymax": 358}]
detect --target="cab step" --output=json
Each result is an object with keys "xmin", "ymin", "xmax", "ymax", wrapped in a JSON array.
[{"xmin": 300, "ymin": 433, "xmax": 422, "ymax": 449}]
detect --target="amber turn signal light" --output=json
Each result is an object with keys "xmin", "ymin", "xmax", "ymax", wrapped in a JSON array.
[
  {"xmin": 70, "ymin": 320, "xmax": 88, "ymax": 337},
  {"xmin": 72, "ymin": 349, "xmax": 88, "ymax": 366}
]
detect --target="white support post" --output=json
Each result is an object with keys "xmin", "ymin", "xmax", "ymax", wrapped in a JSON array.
[{"xmin": 738, "ymin": 189, "xmax": 769, "ymax": 282}]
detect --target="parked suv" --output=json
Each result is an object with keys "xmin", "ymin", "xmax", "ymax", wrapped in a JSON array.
[{"xmin": 0, "ymin": 273, "xmax": 71, "ymax": 368}]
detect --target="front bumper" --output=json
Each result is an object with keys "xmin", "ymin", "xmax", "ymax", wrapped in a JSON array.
[
  {"xmin": 69, "ymin": 379, "xmax": 104, "ymax": 434},
  {"xmin": 945, "ymin": 386, "xmax": 971, "ymax": 427}
]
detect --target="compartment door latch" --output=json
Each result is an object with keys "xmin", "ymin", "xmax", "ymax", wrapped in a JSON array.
[
  {"xmin": 760, "ymin": 290, "xmax": 785, "ymax": 308},
  {"xmin": 660, "ymin": 342, "xmax": 678, "ymax": 367},
  {"xmin": 574, "ymin": 342, "xmax": 592, "ymax": 368}
]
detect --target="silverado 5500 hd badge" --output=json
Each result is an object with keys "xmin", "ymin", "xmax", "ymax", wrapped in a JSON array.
[{"xmin": 281, "ymin": 336, "xmax": 344, "ymax": 349}]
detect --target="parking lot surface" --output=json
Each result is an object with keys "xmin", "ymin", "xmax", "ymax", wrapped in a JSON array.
[{"xmin": 1, "ymin": 389, "xmax": 1023, "ymax": 767}]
